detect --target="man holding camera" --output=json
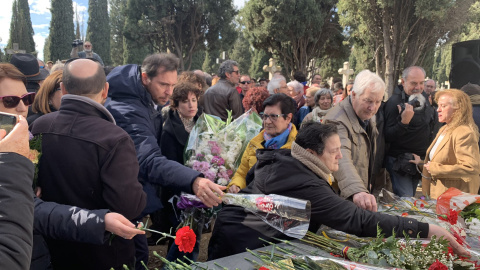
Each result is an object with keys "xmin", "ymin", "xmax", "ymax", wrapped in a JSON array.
[
  {"xmin": 384, "ymin": 66, "xmax": 439, "ymax": 197},
  {"xmin": 70, "ymin": 40, "xmax": 104, "ymax": 66}
]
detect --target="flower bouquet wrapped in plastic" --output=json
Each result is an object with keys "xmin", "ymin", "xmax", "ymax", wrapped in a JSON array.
[
  {"xmin": 176, "ymin": 192, "xmax": 311, "ymax": 240},
  {"xmin": 222, "ymin": 193, "xmax": 311, "ymax": 239},
  {"xmin": 184, "ymin": 109, "xmax": 262, "ymax": 186}
]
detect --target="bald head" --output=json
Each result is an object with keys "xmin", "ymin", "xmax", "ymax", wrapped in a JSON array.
[{"xmin": 63, "ymin": 59, "xmax": 106, "ymax": 95}]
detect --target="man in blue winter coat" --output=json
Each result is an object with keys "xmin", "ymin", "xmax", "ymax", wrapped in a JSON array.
[{"xmin": 105, "ymin": 53, "xmax": 225, "ymax": 265}]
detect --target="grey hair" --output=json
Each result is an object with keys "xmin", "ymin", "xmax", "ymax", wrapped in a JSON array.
[
  {"xmin": 314, "ymin": 88, "xmax": 334, "ymax": 106},
  {"xmin": 218, "ymin": 60, "xmax": 239, "ymax": 79},
  {"xmin": 402, "ymin": 66, "xmax": 426, "ymax": 79},
  {"xmin": 267, "ymin": 75, "xmax": 286, "ymax": 95},
  {"xmin": 351, "ymin": 69, "xmax": 385, "ymax": 96},
  {"xmin": 287, "ymin": 80, "xmax": 304, "ymax": 94}
]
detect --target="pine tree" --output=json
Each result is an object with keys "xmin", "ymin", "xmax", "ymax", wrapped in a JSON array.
[
  {"xmin": 86, "ymin": 0, "xmax": 111, "ymax": 65},
  {"xmin": 109, "ymin": 0, "xmax": 126, "ymax": 66},
  {"xmin": 7, "ymin": 0, "xmax": 36, "ymax": 56},
  {"xmin": 45, "ymin": 0, "xmax": 75, "ymax": 62}
]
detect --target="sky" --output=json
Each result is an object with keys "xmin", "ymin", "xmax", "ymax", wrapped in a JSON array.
[{"xmin": 0, "ymin": 0, "xmax": 246, "ymax": 61}]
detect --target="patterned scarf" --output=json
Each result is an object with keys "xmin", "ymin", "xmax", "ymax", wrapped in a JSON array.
[{"xmin": 263, "ymin": 123, "xmax": 292, "ymax": 149}]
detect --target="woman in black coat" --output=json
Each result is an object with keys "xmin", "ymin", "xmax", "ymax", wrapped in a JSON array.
[
  {"xmin": 208, "ymin": 122, "xmax": 467, "ymax": 260},
  {"xmin": 149, "ymin": 82, "xmax": 203, "ymax": 260}
]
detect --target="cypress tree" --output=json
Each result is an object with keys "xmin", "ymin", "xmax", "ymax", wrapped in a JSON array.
[
  {"xmin": 46, "ymin": 0, "xmax": 75, "ymax": 62},
  {"xmin": 7, "ymin": 0, "xmax": 36, "ymax": 56},
  {"xmin": 109, "ymin": 0, "xmax": 126, "ymax": 66},
  {"xmin": 122, "ymin": 0, "xmax": 151, "ymax": 64},
  {"xmin": 86, "ymin": 0, "xmax": 111, "ymax": 65}
]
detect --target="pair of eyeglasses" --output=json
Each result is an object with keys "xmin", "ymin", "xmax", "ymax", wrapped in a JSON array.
[
  {"xmin": 259, "ymin": 112, "xmax": 285, "ymax": 121},
  {"xmin": 239, "ymin": 81, "xmax": 251, "ymax": 84},
  {"xmin": 231, "ymin": 70, "xmax": 240, "ymax": 74},
  {"xmin": 0, "ymin": 92, "xmax": 36, "ymax": 108}
]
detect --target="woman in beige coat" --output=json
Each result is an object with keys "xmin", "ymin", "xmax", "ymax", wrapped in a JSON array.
[{"xmin": 420, "ymin": 89, "xmax": 480, "ymax": 199}]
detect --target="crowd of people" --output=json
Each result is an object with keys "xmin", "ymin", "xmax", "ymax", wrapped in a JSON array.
[{"xmin": 0, "ymin": 50, "xmax": 479, "ymax": 270}]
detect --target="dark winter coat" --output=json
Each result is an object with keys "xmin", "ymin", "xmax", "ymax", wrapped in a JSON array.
[
  {"xmin": 30, "ymin": 95, "xmax": 146, "ymax": 270},
  {"xmin": 161, "ymin": 109, "xmax": 202, "ymax": 165},
  {"xmin": 0, "ymin": 153, "xmax": 34, "ymax": 270},
  {"xmin": 105, "ymin": 64, "xmax": 201, "ymax": 215},
  {"xmin": 208, "ymin": 149, "xmax": 429, "ymax": 260},
  {"xmin": 31, "ymin": 198, "xmax": 111, "ymax": 270},
  {"xmin": 384, "ymin": 85, "xmax": 438, "ymax": 158}
]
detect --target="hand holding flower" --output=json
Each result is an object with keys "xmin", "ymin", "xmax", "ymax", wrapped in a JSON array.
[{"xmin": 192, "ymin": 177, "xmax": 226, "ymax": 207}]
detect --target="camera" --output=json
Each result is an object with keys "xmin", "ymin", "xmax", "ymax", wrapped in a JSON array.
[
  {"xmin": 399, "ymin": 97, "xmax": 421, "ymax": 112},
  {"xmin": 72, "ymin": 39, "xmax": 84, "ymax": 47}
]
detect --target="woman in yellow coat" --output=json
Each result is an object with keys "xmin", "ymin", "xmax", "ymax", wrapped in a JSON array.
[
  {"xmin": 227, "ymin": 93, "xmax": 298, "ymax": 193},
  {"xmin": 421, "ymin": 89, "xmax": 480, "ymax": 199}
]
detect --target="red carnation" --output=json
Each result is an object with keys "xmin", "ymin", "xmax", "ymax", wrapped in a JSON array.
[
  {"xmin": 259, "ymin": 267, "xmax": 270, "ymax": 270},
  {"xmin": 428, "ymin": 260, "xmax": 448, "ymax": 270},
  {"xmin": 447, "ymin": 209, "xmax": 458, "ymax": 225},
  {"xmin": 175, "ymin": 226, "xmax": 196, "ymax": 253}
]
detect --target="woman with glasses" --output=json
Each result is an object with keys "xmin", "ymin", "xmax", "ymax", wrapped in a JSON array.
[
  {"xmin": 295, "ymin": 86, "xmax": 320, "ymax": 126},
  {"xmin": 27, "ymin": 70, "xmax": 63, "ymax": 125},
  {"xmin": 227, "ymin": 93, "xmax": 297, "ymax": 193},
  {"xmin": 301, "ymin": 88, "xmax": 334, "ymax": 126},
  {"xmin": 0, "ymin": 64, "xmax": 36, "ymax": 119}
]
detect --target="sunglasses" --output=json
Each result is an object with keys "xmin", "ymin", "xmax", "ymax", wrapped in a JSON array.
[
  {"xmin": 0, "ymin": 92, "xmax": 36, "ymax": 108},
  {"xmin": 239, "ymin": 81, "xmax": 251, "ymax": 84}
]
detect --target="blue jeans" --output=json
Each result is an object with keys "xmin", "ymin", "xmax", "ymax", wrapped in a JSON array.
[{"xmin": 385, "ymin": 155, "xmax": 420, "ymax": 197}]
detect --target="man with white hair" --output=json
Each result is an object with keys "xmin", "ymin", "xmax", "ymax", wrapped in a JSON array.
[
  {"xmin": 287, "ymin": 80, "xmax": 305, "ymax": 110},
  {"xmin": 384, "ymin": 66, "xmax": 438, "ymax": 197},
  {"xmin": 324, "ymin": 70, "xmax": 385, "ymax": 212},
  {"xmin": 267, "ymin": 75, "xmax": 289, "ymax": 95},
  {"xmin": 70, "ymin": 41, "xmax": 104, "ymax": 66}
]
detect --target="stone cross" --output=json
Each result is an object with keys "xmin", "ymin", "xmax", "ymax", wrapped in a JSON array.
[
  {"xmin": 6, "ymin": 43, "xmax": 26, "ymax": 55},
  {"xmin": 338, "ymin": 61, "xmax": 354, "ymax": 87},
  {"xmin": 263, "ymin": 58, "xmax": 282, "ymax": 80}
]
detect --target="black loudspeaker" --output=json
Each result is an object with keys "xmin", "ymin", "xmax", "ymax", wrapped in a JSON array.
[{"xmin": 449, "ymin": 40, "xmax": 480, "ymax": 89}]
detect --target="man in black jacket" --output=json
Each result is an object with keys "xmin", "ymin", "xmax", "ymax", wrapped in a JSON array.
[
  {"xmin": 0, "ymin": 116, "xmax": 34, "ymax": 270},
  {"xmin": 384, "ymin": 66, "xmax": 438, "ymax": 197},
  {"xmin": 31, "ymin": 59, "xmax": 146, "ymax": 270}
]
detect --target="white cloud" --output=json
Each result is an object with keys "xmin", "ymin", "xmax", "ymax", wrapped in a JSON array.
[
  {"xmin": 33, "ymin": 32, "xmax": 48, "ymax": 60},
  {"xmin": 73, "ymin": 1, "xmax": 87, "ymax": 13},
  {"xmin": 30, "ymin": 0, "xmax": 51, "ymax": 15},
  {"xmin": 233, "ymin": 0, "xmax": 246, "ymax": 9},
  {"xmin": 33, "ymin": 24, "xmax": 49, "ymax": 29},
  {"xmin": 0, "ymin": 0, "xmax": 14, "ymax": 46}
]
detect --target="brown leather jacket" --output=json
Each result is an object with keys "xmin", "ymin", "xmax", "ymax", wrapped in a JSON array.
[{"xmin": 203, "ymin": 79, "xmax": 243, "ymax": 121}]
